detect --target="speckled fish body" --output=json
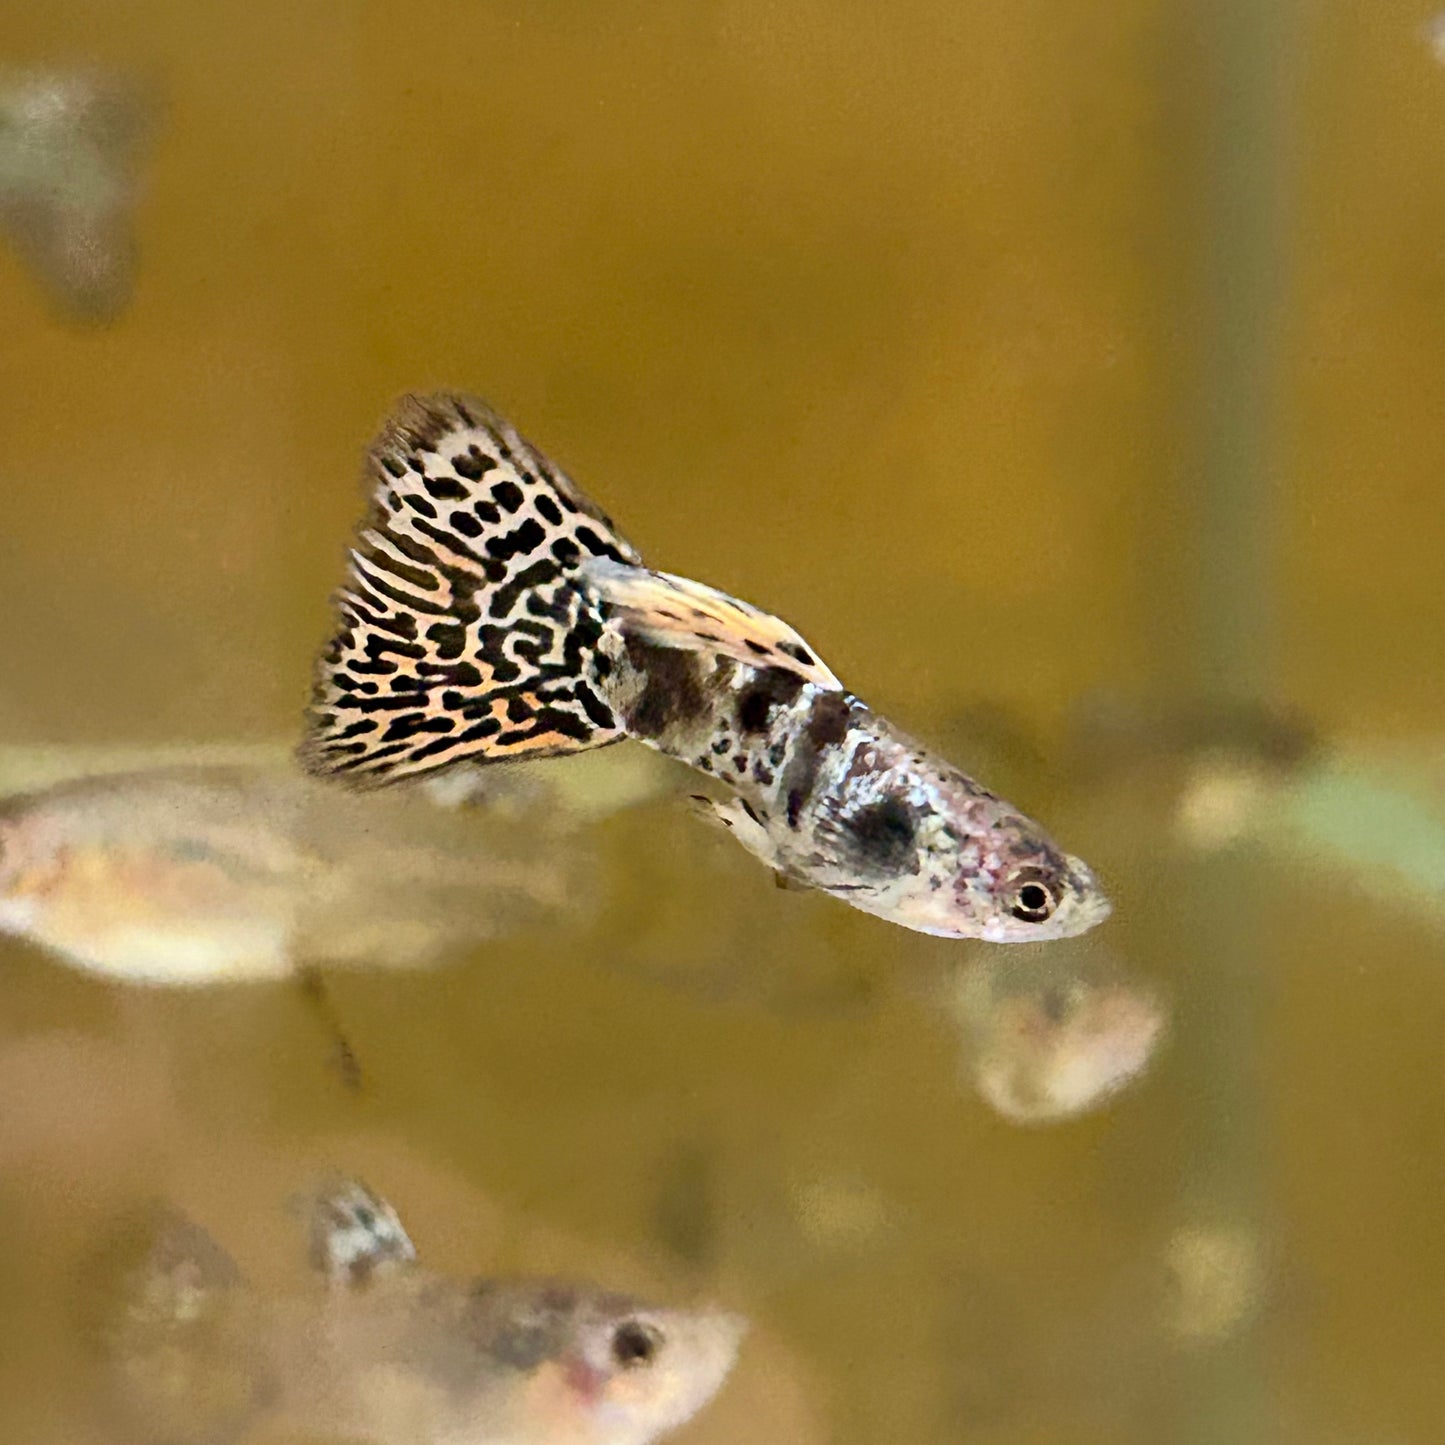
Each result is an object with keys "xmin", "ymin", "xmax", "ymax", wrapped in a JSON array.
[
  {"xmin": 606, "ymin": 651, "xmax": 1108, "ymax": 942},
  {"xmin": 304, "ymin": 392, "xmax": 1111, "ymax": 942},
  {"xmin": 106, "ymin": 1179, "xmax": 745, "ymax": 1445}
]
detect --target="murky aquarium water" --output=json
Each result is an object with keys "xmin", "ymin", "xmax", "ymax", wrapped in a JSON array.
[{"xmin": 1, "ymin": 3, "xmax": 1442, "ymax": 1443}]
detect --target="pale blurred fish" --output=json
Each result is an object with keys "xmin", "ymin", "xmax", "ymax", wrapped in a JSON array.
[
  {"xmin": 945, "ymin": 949, "xmax": 1167, "ymax": 1124},
  {"xmin": 0, "ymin": 754, "xmax": 654, "ymax": 986},
  {"xmin": 101, "ymin": 1178, "xmax": 745, "ymax": 1445},
  {"xmin": 0, "ymin": 67, "xmax": 158, "ymax": 322}
]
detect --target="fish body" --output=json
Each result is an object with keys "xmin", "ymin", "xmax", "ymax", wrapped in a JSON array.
[
  {"xmin": 105, "ymin": 1178, "xmax": 744, "ymax": 1445},
  {"xmin": 627, "ymin": 665, "xmax": 1101, "ymax": 941},
  {"xmin": 305, "ymin": 393, "xmax": 1110, "ymax": 942}
]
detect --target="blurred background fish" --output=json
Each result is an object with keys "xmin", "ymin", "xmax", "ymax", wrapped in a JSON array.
[
  {"xmin": 95, "ymin": 1176, "xmax": 745, "ymax": 1445},
  {"xmin": 0, "ymin": 67, "xmax": 157, "ymax": 323},
  {"xmin": 1063, "ymin": 693, "xmax": 1319, "ymax": 852},
  {"xmin": 0, "ymin": 743, "xmax": 669, "ymax": 986},
  {"xmin": 943, "ymin": 947, "xmax": 1168, "ymax": 1125},
  {"xmin": 0, "ymin": 744, "xmax": 672, "ymax": 1083},
  {"xmin": 1064, "ymin": 694, "xmax": 1445, "ymax": 933}
]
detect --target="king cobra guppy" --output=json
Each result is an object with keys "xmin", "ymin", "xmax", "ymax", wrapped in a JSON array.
[{"xmin": 304, "ymin": 394, "xmax": 1111, "ymax": 943}]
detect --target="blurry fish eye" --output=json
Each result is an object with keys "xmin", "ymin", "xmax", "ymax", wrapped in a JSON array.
[
  {"xmin": 611, "ymin": 1319, "xmax": 663, "ymax": 1369},
  {"xmin": 1039, "ymin": 985, "xmax": 1070, "ymax": 1022},
  {"xmin": 1008, "ymin": 875, "xmax": 1058, "ymax": 923}
]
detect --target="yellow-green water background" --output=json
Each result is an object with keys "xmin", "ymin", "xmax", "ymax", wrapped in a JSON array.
[{"xmin": 1, "ymin": 3, "xmax": 1444, "ymax": 1442}]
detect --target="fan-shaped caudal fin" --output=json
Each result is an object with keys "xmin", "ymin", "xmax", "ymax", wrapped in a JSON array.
[{"xmin": 303, "ymin": 393, "xmax": 642, "ymax": 785}]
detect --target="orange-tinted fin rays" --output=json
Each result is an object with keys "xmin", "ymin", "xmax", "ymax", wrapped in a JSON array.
[
  {"xmin": 580, "ymin": 560, "xmax": 840, "ymax": 689},
  {"xmin": 302, "ymin": 393, "xmax": 642, "ymax": 786}
]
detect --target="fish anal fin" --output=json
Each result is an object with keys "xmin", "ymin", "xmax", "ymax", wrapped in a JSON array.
[
  {"xmin": 582, "ymin": 561, "xmax": 840, "ymax": 689},
  {"xmin": 690, "ymin": 793, "xmax": 786, "ymax": 874}
]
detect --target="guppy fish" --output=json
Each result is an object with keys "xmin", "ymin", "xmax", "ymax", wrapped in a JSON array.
[
  {"xmin": 104, "ymin": 1177, "xmax": 745, "ymax": 1445},
  {"xmin": 0, "ymin": 68, "xmax": 156, "ymax": 322},
  {"xmin": 304, "ymin": 393, "xmax": 1111, "ymax": 942},
  {"xmin": 0, "ymin": 762, "xmax": 608, "ymax": 986},
  {"xmin": 947, "ymin": 951, "xmax": 1166, "ymax": 1124}
]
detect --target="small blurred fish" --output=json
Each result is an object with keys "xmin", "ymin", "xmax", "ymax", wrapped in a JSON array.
[
  {"xmin": 1066, "ymin": 693, "xmax": 1316, "ymax": 786},
  {"xmin": 1064, "ymin": 694, "xmax": 1320, "ymax": 852},
  {"xmin": 1161, "ymin": 1219, "xmax": 1264, "ymax": 1346},
  {"xmin": 1426, "ymin": 12, "xmax": 1445, "ymax": 66},
  {"xmin": 101, "ymin": 1177, "xmax": 746, "ymax": 1445},
  {"xmin": 0, "ymin": 68, "xmax": 157, "ymax": 323},
  {"xmin": 946, "ymin": 950, "xmax": 1167, "ymax": 1124},
  {"xmin": 303, "ymin": 393, "xmax": 1111, "ymax": 943}
]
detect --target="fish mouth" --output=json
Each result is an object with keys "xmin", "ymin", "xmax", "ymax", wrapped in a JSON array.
[
  {"xmin": 694, "ymin": 1307, "xmax": 749, "ymax": 1368},
  {"xmin": 1060, "ymin": 853, "xmax": 1112, "ymax": 932}
]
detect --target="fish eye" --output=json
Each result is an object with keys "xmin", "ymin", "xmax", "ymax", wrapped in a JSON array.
[
  {"xmin": 1039, "ymin": 985, "xmax": 1070, "ymax": 1023},
  {"xmin": 1008, "ymin": 871, "xmax": 1058, "ymax": 924},
  {"xmin": 611, "ymin": 1319, "xmax": 663, "ymax": 1369}
]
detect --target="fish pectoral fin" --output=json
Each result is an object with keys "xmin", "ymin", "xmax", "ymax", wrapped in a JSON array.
[
  {"xmin": 581, "ymin": 559, "xmax": 841, "ymax": 689},
  {"xmin": 771, "ymin": 870, "xmax": 812, "ymax": 893},
  {"xmin": 688, "ymin": 793, "xmax": 788, "ymax": 874},
  {"xmin": 686, "ymin": 793, "xmax": 729, "ymax": 830}
]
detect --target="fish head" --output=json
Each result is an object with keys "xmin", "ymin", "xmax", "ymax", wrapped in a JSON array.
[
  {"xmin": 0, "ymin": 815, "xmax": 43, "ymax": 931},
  {"xmin": 962, "ymin": 844, "xmax": 1113, "ymax": 943},
  {"xmin": 567, "ymin": 1299, "xmax": 745, "ymax": 1444},
  {"xmin": 837, "ymin": 750, "xmax": 1111, "ymax": 941},
  {"xmin": 477, "ymin": 1285, "xmax": 745, "ymax": 1445}
]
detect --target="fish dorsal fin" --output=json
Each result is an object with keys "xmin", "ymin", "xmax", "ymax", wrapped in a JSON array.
[
  {"xmin": 580, "ymin": 559, "xmax": 841, "ymax": 689},
  {"xmin": 303, "ymin": 393, "xmax": 643, "ymax": 785},
  {"xmin": 307, "ymin": 1178, "xmax": 417, "ymax": 1289}
]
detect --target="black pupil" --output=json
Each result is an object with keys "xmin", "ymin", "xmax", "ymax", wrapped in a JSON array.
[
  {"xmin": 613, "ymin": 1321, "xmax": 658, "ymax": 1367},
  {"xmin": 1018, "ymin": 884, "xmax": 1049, "ymax": 913}
]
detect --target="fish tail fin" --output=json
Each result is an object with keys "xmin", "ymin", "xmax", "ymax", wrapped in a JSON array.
[
  {"xmin": 302, "ymin": 1177, "xmax": 416, "ymax": 1288},
  {"xmin": 90, "ymin": 1205, "xmax": 263, "ymax": 1444},
  {"xmin": 302, "ymin": 392, "xmax": 645, "ymax": 786}
]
